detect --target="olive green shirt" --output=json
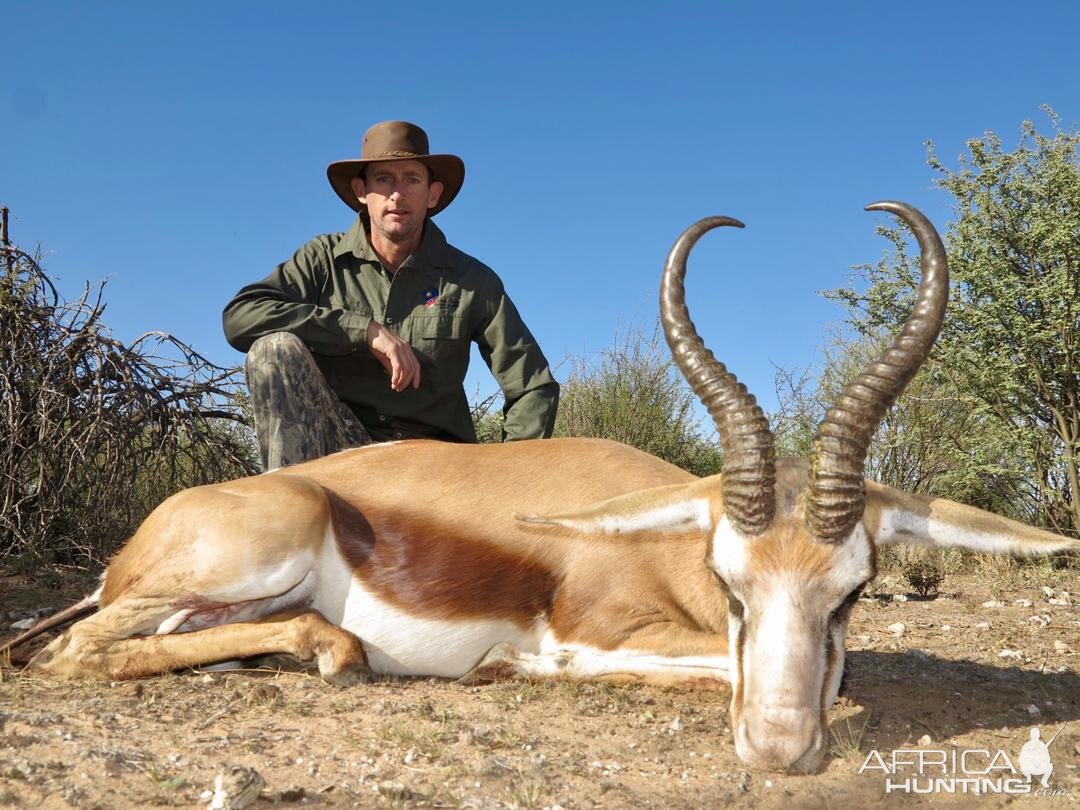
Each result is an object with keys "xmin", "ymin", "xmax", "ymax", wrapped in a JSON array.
[{"xmin": 222, "ymin": 218, "xmax": 559, "ymax": 443}]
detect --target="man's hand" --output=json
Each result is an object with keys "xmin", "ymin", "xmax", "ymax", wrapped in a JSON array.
[{"xmin": 366, "ymin": 321, "xmax": 421, "ymax": 392}]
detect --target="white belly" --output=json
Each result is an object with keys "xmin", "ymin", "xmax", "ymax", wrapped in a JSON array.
[
  {"xmin": 343, "ymin": 584, "xmax": 546, "ymax": 677},
  {"xmin": 312, "ymin": 536, "xmax": 546, "ymax": 678}
]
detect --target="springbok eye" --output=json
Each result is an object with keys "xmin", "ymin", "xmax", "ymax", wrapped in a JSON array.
[{"xmin": 713, "ymin": 573, "xmax": 745, "ymax": 619}]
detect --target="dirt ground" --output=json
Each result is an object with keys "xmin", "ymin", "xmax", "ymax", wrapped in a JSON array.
[{"xmin": 1, "ymin": 567, "xmax": 1078, "ymax": 809}]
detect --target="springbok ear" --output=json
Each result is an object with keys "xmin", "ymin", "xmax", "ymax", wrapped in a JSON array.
[
  {"xmin": 865, "ymin": 482, "xmax": 1080, "ymax": 556},
  {"xmin": 515, "ymin": 479, "xmax": 717, "ymax": 536}
]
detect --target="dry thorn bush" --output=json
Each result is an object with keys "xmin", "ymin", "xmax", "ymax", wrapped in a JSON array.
[{"xmin": 1, "ymin": 226, "xmax": 258, "ymax": 567}]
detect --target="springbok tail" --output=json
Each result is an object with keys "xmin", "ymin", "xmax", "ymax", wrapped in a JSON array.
[{"xmin": 0, "ymin": 587, "xmax": 102, "ymax": 661}]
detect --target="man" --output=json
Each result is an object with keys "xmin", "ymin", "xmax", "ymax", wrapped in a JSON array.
[{"xmin": 223, "ymin": 121, "xmax": 559, "ymax": 469}]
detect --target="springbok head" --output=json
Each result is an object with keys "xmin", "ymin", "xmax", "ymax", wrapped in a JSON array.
[
  {"xmin": 658, "ymin": 202, "xmax": 948, "ymax": 770},
  {"xmin": 525, "ymin": 202, "xmax": 1076, "ymax": 772}
]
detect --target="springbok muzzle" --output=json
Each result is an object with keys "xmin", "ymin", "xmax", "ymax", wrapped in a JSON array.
[{"xmin": 736, "ymin": 706, "xmax": 825, "ymax": 773}]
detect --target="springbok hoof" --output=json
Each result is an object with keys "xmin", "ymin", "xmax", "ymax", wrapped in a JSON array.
[{"xmin": 323, "ymin": 662, "xmax": 372, "ymax": 687}]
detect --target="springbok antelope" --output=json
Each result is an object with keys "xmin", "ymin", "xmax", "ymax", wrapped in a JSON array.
[{"xmin": 6, "ymin": 202, "xmax": 1077, "ymax": 773}]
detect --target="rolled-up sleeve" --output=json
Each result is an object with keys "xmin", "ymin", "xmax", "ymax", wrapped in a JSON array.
[{"xmin": 474, "ymin": 275, "xmax": 560, "ymax": 441}]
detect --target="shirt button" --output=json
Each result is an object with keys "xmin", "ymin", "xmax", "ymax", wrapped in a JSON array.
[
  {"xmin": 378, "ymin": 415, "xmax": 387, "ymax": 422},
  {"xmin": 385, "ymin": 316, "xmax": 395, "ymax": 325}
]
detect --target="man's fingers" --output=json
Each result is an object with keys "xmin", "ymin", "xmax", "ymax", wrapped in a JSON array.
[
  {"xmin": 391, "ymin": 356, "xmax": 406, "ymax": 391},
  {"xmin": 368, "ymin": 322, "xmax": 422, "ymax": 392},
  {"xmin": 374, "ymin": 352, "xmax": 393, "ymax": 374},
  {"xmin": 388, "ymin": 348, "xmax": 420, "ymax": 392}
]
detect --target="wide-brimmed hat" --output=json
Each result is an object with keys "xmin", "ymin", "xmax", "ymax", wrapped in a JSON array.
[{"xmin": 327, "ymin": 121, "xmax": 465, "ymax": 217}]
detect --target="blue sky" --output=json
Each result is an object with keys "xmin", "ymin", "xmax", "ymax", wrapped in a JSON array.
[{"xmin": 5, "ymin": 1, "xmax": 1078, "ymax": 417}]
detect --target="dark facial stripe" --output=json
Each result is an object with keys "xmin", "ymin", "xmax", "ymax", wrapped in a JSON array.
[
  {"xmin": 732, "ymin": 615, "xmax": 746, "ymax": 717},
  {"xmin": 820, "ymin": 627, "xmax": 838, "ymax": 713}
]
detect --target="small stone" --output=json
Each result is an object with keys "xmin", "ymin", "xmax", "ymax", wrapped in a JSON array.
[
  {"xmin": 376, "ymin": 782, "xmax": 413, "ymax": 801},
  {"xmin": 1027, "ymin": 614, "xmax": 1051, "ymax": 627},
  {"xmin": 1054, "ymin": 640, "xmax": 1069, "ymax": 652},
  {"xmin": 209, "ymin": 766, "xmax": 265, "ymax": 810},
  {"xmin": 1014, "ymin": 599, "xmax": 1033, "ymax": 608},
  {"xmin": 918, "ymin": 734, "xmax": 932, "ymax": 746},
  {"xmin": 668, "ymin": 716, "xmax": 684, "ymax": 733},
  {"xmin": 1048, "ymin": 598, "xmax": 1070, "ymax": 606},
  {"xmin": 892, "ymin": 594, "xmax": 908, "ymax": 603},
  {"xmin": 1041, "ymin": 586, "xmax": 1056, "ymax": 598},
  {"xmin": 1026, "ymin": 704, "xmax": 1041, "ymax": 716},
  {"xmin": 974, "ymin": 622, "xmax": 991, "ymax": 631},
  {"xmin": 999, "ymin": 649, "xmax": 1024, "ymax": 661},
  {"xmin": 941, "ymin": 624, "xmax": 951, "ymax": 632},
  {"xmin": 887, "ymin": 622, "xmax": 906, "ymax": 637},
  {"xmin": 982, "ymin": 600, "xmax": 1005, "ymax": 609},
  {"xmin": 9, "ymin": 618, "xmax": 35, "ymax": 631}
]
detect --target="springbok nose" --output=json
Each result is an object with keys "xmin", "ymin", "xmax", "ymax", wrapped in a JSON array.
[{"xmin": 737, "ymin": 708, "xmax": 824, "ymax": 773}]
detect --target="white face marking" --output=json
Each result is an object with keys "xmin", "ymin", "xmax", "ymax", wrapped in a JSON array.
[
  {"xmin": 708, "ymin": 515, "xmax": 874, "ymax": 771},
  {"xmin": 752, "ymin": 583, "xmax": 797, "ymax": 687},
  {"xmin": 821, "ymin": 521, "xmax": 874, "ymax": 594},
  {"xmin": 708, "ymin": 515, "xmax": 748, "ymax": 579}
]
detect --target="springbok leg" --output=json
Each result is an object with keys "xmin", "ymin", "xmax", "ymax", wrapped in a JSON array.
[
  {"xmin": 28, "ymin": 607, "xmax": 369, "ymax": 684},
  {"xmin": 461, "ymin": 637, "xmax": 729, "ymax": 689}
]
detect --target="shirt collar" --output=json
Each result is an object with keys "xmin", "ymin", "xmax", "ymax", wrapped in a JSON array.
[{"xmin": 333, "ymin": 216, "xmax": 450, "ymax": 270}]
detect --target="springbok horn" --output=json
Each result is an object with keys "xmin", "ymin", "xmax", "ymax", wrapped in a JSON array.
[
  {"xmin": 660, "ymin": 217, "xmax": 776, "ymax": 537},
  {"xmin": 807, "ymin": 201, "xmax": 949, "ymax": 542}
]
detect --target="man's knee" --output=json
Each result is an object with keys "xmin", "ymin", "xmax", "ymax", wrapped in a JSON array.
[{"xmin": 246, "ymin": 332, "xmax": 313, "ymax": 383}]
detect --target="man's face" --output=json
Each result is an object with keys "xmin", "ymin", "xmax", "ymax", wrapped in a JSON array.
[{"xmin": 350, "ymin": 160, "xmax": 444, "ymax": 245}]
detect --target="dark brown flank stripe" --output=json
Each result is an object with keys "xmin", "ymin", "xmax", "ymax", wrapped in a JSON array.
[{"xmin": 327, "ymin": 490, "xmax": 559, "ymax": 627}]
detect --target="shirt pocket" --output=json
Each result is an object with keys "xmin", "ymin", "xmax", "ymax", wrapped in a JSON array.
[{"xmin": 412, "ymin": 314, "xmax": 470, "ymax": 368}]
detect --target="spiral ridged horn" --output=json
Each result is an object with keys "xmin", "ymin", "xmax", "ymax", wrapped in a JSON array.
[
  {"xmin": 807, "ymin": 201, "xmax": 949, "ymax": 542},
  {"xmin": 660, "ymin": 217, "xmax": 775, "ymax": 537}
]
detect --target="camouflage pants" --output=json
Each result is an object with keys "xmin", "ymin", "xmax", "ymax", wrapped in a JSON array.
[{"xmin": 245, "ymin": 332, "xmax": 372, "ymax": 470}]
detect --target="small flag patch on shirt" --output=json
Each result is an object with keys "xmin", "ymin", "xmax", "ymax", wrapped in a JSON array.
[{"xmin": 422, "ymin": 288, "xmax": 439, "ymax": 307}]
